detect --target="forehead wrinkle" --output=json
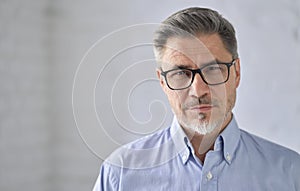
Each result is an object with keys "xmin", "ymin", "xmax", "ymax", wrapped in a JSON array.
[
  {"xmin": 165, "ymin": 38, "xmax": 199, "ymax": 58},
  {"xmin": 165, "ymin": 48, "xmax": 215, "ymax": 69},
  {"xmin": 165, "ymin": 47, "xmax": 196, "ymax": 65},
  {"xmin": 170, "ymin": 50, "xmax": 191, "ymax": 62}
]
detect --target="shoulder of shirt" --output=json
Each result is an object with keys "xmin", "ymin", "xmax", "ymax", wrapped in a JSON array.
[
  {"xmin": 122, "ymin": 126, "xmax": 172, "ymax": 150},
  {"xmin": 239, "ymin": 128, "xmax": 300, "ymax": 160},
  {"xmin": 102, "ymin": 126, "xmax": 173, "ymax": 169}
]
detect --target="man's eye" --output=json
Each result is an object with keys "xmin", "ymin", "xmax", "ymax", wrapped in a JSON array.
[
  {"xmin": 207, "ymin": 65, "xmax": 221, "ymax": 71},
  {"xmin": 204, "ymin": 65, "xmax": 227, "ymax": 74},
  {"xmin": 169, "ymin": 70, "xmax": 191, "ymax": 78},
  {"xmin": 174, "ymin": 70, "xmax": 191, "ymax": 76},
  {"xmin": 175, "ymin": 71, "xmax": 189, "ymax": 75}
]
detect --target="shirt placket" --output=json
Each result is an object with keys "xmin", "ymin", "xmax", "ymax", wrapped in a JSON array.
[{"xmin": 200, "ymin": 150, "xmax": 222, "ymax": 191}]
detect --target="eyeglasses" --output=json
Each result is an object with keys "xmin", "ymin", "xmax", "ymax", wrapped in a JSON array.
[{"xmin": 160, "ymin": 59, "xmax": 236, "ymax": 90}]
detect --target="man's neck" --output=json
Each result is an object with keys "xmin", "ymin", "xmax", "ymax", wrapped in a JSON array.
[{"xmin": 183, "ymin": 114, "xmax": 233, "ymax": 163}]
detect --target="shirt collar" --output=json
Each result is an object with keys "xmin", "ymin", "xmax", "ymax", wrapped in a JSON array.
[
  {"xmin": 170, "ymin": 116, "xmax": 191, "ymax": 164},
  {"xmin": 170, "ymin": 115, "xmax": 241, "ymax": 165},
  {"xmin": 218, "ymin": 115, "xmax": 241, "ymax": 164}
]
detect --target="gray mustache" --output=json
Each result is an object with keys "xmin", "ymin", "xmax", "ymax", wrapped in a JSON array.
[{"xmin": 183, "ymin": 96, "xmax": 217, "ymax": 110}]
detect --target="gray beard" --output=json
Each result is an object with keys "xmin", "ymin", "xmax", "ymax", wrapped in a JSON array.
[
  {"xmin": 182, "ymin": 114, "xmax": 216, "ymax": 135},
  {"xmin": 179, "ymin": 112, "xmax": 228, "ymax": 135}
]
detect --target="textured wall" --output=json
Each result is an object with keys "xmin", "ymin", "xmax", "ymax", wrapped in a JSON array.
[
  {"xmin": 0, "ymin": 0, "xmax": 299, "ymax": 190},
  {"xmin": 0, "ymin": 1, "xmax": 52, "ymax": 190}
]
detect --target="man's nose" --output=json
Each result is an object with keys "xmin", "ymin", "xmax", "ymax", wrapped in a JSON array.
[{"xmin": 189, "ymin": 73, "xmax": 210, "ymax": 97}]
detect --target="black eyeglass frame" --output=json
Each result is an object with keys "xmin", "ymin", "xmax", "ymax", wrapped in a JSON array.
[{"xmin": 160, "ymin": 59, "xmax": 237, "ymax": 90}]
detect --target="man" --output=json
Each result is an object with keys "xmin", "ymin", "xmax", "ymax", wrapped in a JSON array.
[{"xmin": 93, "ymin": 7, "xmax": 300, "ymax": 190}]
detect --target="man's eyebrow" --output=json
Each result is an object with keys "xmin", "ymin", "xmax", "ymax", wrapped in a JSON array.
[
  {"xmin": 176, "ymin": 60, "xmax": 217, "ymax": 68},
  {"xmin": 200, "ymin": 60, "xmax": 218, "ymax": 67},
  {"xmin": 165, "ymin": 64, "xmax": 190, "ymax": 70},
  {"xmin": 165, "ymin": 59, "xmax": 222, "ymax": 70},
  {"xmin": 176, "ymin": 65, "xmax": 190, "ymax": 69}
]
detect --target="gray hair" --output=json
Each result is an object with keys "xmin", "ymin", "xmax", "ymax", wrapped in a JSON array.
[{"xmin": 153, "ymin": 7, "xmax": 238, "ymax": 61}]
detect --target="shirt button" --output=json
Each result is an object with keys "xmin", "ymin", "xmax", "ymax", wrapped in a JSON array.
[
  {"xmin": 206, "ymin": 171, "xmax": 213, "ymax": 180},
  {"xmin": 182, "ymin": 154, "xmax": 187, "ymax": 161},
  {"xmin": 226, "ymin": 153, "xmax": 231, "ymax": 161}
]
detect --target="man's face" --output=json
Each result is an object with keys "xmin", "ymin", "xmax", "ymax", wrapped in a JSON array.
[{"xmin": 157, "ymin": 33, "xmax": 240, "ymax": 136}]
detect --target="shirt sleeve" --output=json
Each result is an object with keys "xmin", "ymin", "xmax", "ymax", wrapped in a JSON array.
[
  {"xmin": 291, "ymin": 151, "xmax": 300, "ymax": 190},
  {"xmin": 93, "ymin": 162, "xmax": 120, "ymax": 191}
]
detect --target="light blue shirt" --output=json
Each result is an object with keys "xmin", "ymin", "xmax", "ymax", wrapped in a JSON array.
[{"xmin": 93, "ymin": 116, "xmax": 300, "ymax": 191}]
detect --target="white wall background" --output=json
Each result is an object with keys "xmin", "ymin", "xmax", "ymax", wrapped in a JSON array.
[{"xmin": 0, "ymin": 0, "xmax": 299, "ymax": 190}]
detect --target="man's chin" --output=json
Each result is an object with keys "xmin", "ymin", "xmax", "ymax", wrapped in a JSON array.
[
  {"xmin": 183, "ymin": 117, "xmax": 224, "ymax": 135},
  {"xmin": 181, "ymin": 121, "xmax": 208, "ymax": 135},
  {"xmin": 192, "ymin": 125, "xmax": 215, "ymax": 135}
]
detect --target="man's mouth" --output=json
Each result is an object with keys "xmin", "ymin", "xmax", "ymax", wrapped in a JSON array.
[{"xmin": 189, "ymin": 104, "xmax": 214, "ymax": 112}]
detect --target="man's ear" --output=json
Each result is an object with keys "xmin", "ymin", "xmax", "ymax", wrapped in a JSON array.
[
  {"xmin": 156, "ymin": 68, "xmax": 169, "ymax": 94},
  {"xmin": 234, "ymin": 58, "xmax": 241, "ymax": 88},
  {"xmin": 156, "ymin": 68, "xmax": 164, "ymax": 87}
]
